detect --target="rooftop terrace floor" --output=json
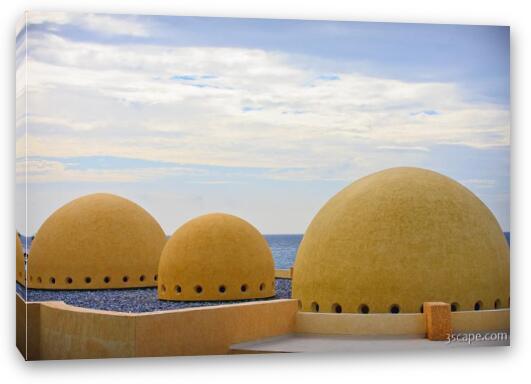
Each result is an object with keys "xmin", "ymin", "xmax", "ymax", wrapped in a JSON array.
[{"xmin": 231, "ymin": 332, "xmax": 510, "ymax": 353}]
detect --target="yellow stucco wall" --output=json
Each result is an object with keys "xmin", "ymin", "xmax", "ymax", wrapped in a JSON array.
[
  {"xmin": 293, "ymin": 167, "xmax": 509, "ymax": 314},
  {"xmin": 17, "ymin": 295, "xmax": 298, "ymax": 360},
  {"xmin": 17, "ymin": 294, "xmax": 508, "ymax": 360},
  {"xmin": 27, "ymin": 193, "xmax": 166, "ymax": 289},
  {"xmin": 135, "ymin": 300, "xmax": 297, "ymax": 357},
  {"xmin": 16, "ymin": 234, "xmax": 24, "ymax": 285},
  {"xmin": 452, "ymin": 309, "xmax": 510, "ymax": 333},
  {"xmin": 295, "ymin": 309, "xmax": 509, "ymax": 337},
  {"xmin": 275, "ymin": 268, "xmax": 293, "ymax": 279},
  {"xmin": 295, "ymin": 312, "xmax": 426, "ymax": 336},
  {"xmin": 158, "ymin": 213, "xmax": 275, "ymax": 301}
]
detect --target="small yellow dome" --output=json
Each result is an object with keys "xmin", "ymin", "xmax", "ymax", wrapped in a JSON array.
[
  {"xmin": 158, "ymin": 213, "xmax": 275, "ymax": 301},
  {"xmin": 292, "ymin": 167, "xmax": 509, "ymax": 314},
  {"xmin": 28, "ymin": 193, "xmax": 166, "ymax": 289},
  {"xmin": 16, "ymin": 234, "xmax": 25, "ymax": 285}
]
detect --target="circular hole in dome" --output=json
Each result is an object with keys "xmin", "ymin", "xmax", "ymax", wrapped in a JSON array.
[
  {"xmin": 451, "ymin": 302, "xmax": 460, "ymax": 312},
  {"xmin": 161, "ymin": 284, "xmax": 166, "ymax": 292},
  {"xmin": 175, "ymin": 285, "xmax": 182, "ymax": 294},
  {"xmin": 139, "ymin": 275, "xmax": 145, "ymax": 282},
  {"xmin": 332, "ymin": 303, "xmax": 342, "ymax": 313},
  {"xmin": 240, "ymin": 284, "xmax": 248, "ymax": 293},
  {"xmin": 218, "ymin": 285, "xmax": 226, "ymax": 293},
  {"xmin": 420, "ymin": 304, "xmax": 424, "ymax": 313},
  {"xmin": 259, "ymin": 283, "xmax": 265, "ymax": 291},
  {"xmin": 85, "ymin": 277, "xmax": 92, "ymax": 284},
  {"xmin": 37, "ymin": 277, "xmax": 42, "ymax": 283},
  {"xmin": 494, "ymin": 299, "xmax": 502, "ymax": 309},
  {"xmin": 103, "ymin": 276, "xmax": 111, "ymax": 284},
  {"xmin": 49, "ymin": 277, "xmax": 56, "ymax": 284},
  {"xmin": 358, "ymin": 304, "xmax": 370, "ymax": 314},
  {"xmin": 389, "ymin": 304, "xmax": 400, "ymax": 314},
  {"xmin": 122, "ymin": 276, "xmax": 129, "ymax": 283},
  {"xmin": 65, "ymin": 277, "xmax": 73, "ymax": 284},
  {"xmin": 311, "ymin": 302, "xmax": 320, "ymax": 312},
  {"xmin": 154, "ymin": 274, "xmax": 158, "ymax": 282},
  {"xmin": 195, "ymin": 285, "xmax": 203, "ymax": 294},
  {"xmin": 474, "ymin": 301, "xmax": 483, "ymax": 311}
]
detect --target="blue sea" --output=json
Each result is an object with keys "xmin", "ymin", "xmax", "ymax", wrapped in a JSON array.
[{"xmin": 265, "ymin": 234, "xmax": 303, "ymax": 269}]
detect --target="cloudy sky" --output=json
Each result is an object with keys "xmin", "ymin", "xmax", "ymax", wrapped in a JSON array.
[{"xmin": 16, "ymin": 13, "xmax": 510, "ymax": 235}]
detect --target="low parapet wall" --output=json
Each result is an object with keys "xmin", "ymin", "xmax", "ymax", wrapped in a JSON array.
[
  {"xmin": 274, "ymin": 268, "xmax": 293, "ymax": 279},
  {"xmin": 452, "ymin": 309, "xmax": 510, "ymax": 333},
  {"xmin": 16, "ymin": 293, "xmax": 509, "ymax": 360},
  {"xmin": 16, "ymin": 294, "xmax": 299, "ymax": 360},
  {"xmin": 295, "ymin": 309, "xmax": 510, "ymax": 337}
]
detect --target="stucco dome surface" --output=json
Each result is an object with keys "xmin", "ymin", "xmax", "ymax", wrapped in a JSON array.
[
  {"xmin": 292, "ymin": 167, "xmax": 509, "ymax": 314},
  {"xmin": 28, "ymin": 193, "xmax": 166, "ymax": 289},
  {"xmin": 16, "ymin": 234, "xmax": 25, "ymax": 285},
  {"xmin": 158, "ymin": 213, "xmax": 275, "ymax": 301}
]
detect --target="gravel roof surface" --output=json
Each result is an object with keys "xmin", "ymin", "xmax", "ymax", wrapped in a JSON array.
[{"xmin": 16, "ymin": 278, "xmax": 292, "ymax": 313}]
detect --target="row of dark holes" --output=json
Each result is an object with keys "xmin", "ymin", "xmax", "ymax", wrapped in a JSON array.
[
  {"xmin": 309, "ymin": 299, "xmax": 507, "ymax": 314},
  {"xmin": 160, "ymin": 281, "xmax": 272, "ymax": 295},
  {"xmin": 29, "ymin": 274, "xmax": 158, "ymax": 285}
]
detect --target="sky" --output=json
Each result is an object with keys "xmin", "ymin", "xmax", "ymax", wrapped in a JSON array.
[{"xmin": 15, "ymin": 13, "xmax": 510, "ymax": 235}]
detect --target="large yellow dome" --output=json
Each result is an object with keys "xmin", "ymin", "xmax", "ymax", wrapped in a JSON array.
[
  {"xmin": 16, "ymin": 234, "xmax": 25, "ymax": 285},
  {"xmin": 158, "ymin": 213, "xmax": 275, "ymax": 301},
  {"xmin": 28, "ymin": 193, "xmax": 166, "ymax": 289},
  {"xmin": 292, "ymin": 167, "xmax": 509, "ymax": 314}
]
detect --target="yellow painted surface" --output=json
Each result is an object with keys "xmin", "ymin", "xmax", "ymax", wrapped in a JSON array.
[
  {"xmin": 38, "ymin": 301, "xmax": 136, "ymax": 360},
  {"xmin": 158, "ymin": 213, "xmax": 275, "ymax": 301},
  {"xmin": 452, "ymin": 309, "xmax": 509, "ymax": 332},
  {"xmin": 295, "ymin": 312, "xmax": 426, "ymax": 336},
  {"xmin": 16, "ymin": 234, "xmax": 24, "ymax": 285},
  {"xmin": 135, "ymin": 299, "xmax": 297, "ymax": 357},
  {"xmin": 275, "ymin": 268, "xmax": 292, "ymax": 279},
  {"xmin": 18, "ymin": 295, "xmax": 298, "ymax": 360},
  {"xmin": 16, "ymin": 295, "xmax": 45, "ymax": 360},
  {"xmin": 293, "ymin": 167, "xmax": 509, "ymax": 313},
  {"xmin": 424, "ymin": 302, "xmax": 451, "ymax": 341},
  {"xmin": 28, "ymin": 193, "xmax": 166, "ymax": 289},
  {"xmin": 17, "ymin": 293, "xmax": 509, "ymax": 360},
  {"xmin": 295, "ymin": 309, "xmax": 509, "ymax": 337}
]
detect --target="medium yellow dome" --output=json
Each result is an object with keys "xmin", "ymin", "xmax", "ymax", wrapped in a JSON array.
[
  {"xmin": 16, "ymin": 234, "xmax": 25, "ymax": 285},
  {"xmin": 158, "ymin": 213, "xmax": 275, "ymax": 301},
  {"xmin": 28, "ymin": 193, "xmax": 166, "ymax": 289},
  {"xmin": 292, "ymin": 167, "xmax": 509, "ymax": 314}
]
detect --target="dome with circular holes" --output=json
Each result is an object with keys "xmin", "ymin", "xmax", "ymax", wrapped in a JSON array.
[
  {"xmin": 27, "ymin": 193, "xmax": 166, "ymax": 289},
  {"xmin": 158, "ymin": 213, "xmax": 275, "ymax": 301},
  {"xmin": 16, "ymin": 233, "xmax": 25, "ymax": 285},
  {"xmin": 292, "ymin": 167, "xmax": 509, "ymax": 314}
]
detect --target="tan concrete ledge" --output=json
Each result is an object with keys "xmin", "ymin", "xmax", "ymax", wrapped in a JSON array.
[
  {"xmin": 295, "ymin": 311, "xmax": 426, "ymax": 336},
  {"xmin": 295, "ymin": 308, "xmax": 510, "ymax": 338},
  {"xmin": 16, "ymin": 293, "xmax": 509, "ymax": 360},
  {"xmin": 452, "ymin": 309, "xmax": 510, "ymax": 333},
  {"xmin": 16, "ymin": 294, "xmax": 299, "ymax": 360},
  {"xmin": 274, "ymin": 268, "xmax": 293, "ymax": 279}
]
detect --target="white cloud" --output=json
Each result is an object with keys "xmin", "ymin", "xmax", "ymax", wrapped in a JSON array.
[
  {"xmin": 15, "ymin": 158, "xmax": 198, "ymax": 184},
  {"xmin": 461, "ymin": 179, "xmax": 497, "ymax": 189},
  {"xmin": 20, "ymin": 33, "xmax": 510, "ymax": 182},
  {"xmin": 27, "ymin": 12, "xmax": 72, "ymax": 26},
  {"xmin": 377, "ymin": 145, "xmax": 430, "ymax": 152},
  {"xmin": 27, "ymin": 12, "xmax": 150, "ymax": 37}
]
